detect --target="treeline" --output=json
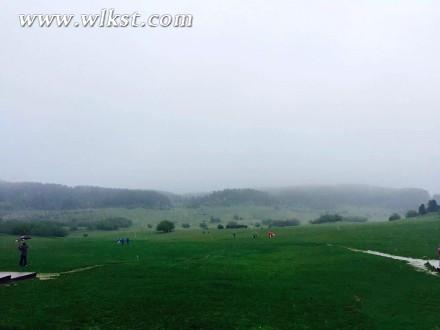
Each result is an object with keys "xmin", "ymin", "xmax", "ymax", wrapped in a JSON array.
[
  {"xmin": 389, "ymin": 199, "xmax": 440, "ymax": 221},
  {"xmin": 0, "ymin": 220, "xmax": 68, "ymax": 237},
  {"xmin": 262, "ymin": 219, "xmax": 301, "ymax": 227},
  {"xmin": 187, "ymin": 189, "xmax": 274, "ymax": 207},
  {"xmin": 0, "ymin": 181, "xmax": 172, "ymax": 210},
  {"xmin": 268, "ymin": 185, "xmax": 430, "ymax": 211},
  {"xmin": 186, "ymin": 185, "xmax": 430, "ymax": 211},
  {"xmin": 310, "ymin": 214, "xmax": 368, "ymax": 224},
  {"xmin": 0, "ymin": 217, "xmax": 133, "ymax": 237},
  {"xmin": 62, "ymin": 217, "xmax": 133, "ymax": 231},
  {"xmin": 0, "ymin": 180, "xmax": 434, "ymax": 213}
]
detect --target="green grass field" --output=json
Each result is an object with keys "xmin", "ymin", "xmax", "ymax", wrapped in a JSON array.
[
  {"xmin": 1, "ymin": 214, "xmax": 440, "ymax": 329},
  {"xmin": 1, "ymin": 204, "xmax": 395, "ymax": 229}
]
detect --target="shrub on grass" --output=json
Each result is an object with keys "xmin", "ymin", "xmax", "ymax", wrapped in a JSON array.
[
  {"xmin": 270, "ymin": 219, "xmax": 300, "ymax": 227},
  {"xmin": 405, "ymin": 210, "xmax": 418, "ymax": 218},
  {"xmin": 156, "ymin": 220, "xmax": 175, "ymax": 233},
  {"xmin": 217, "ymin": 224, "xmax": 224, "ymax": 229},
  {"xmin": 225, "ymin": 221, "xmax": 247, "ymax": 229},
  {"xmin": 388, "ymin": 213, "xmax": 401, "ymax": 221},
  {"xmin": 310, "ymin": 214, "xmax": 343, "ymax": 225},
  {"xmin": 181, "ymin": 223, "xmax": 191, "ymax": 229}
]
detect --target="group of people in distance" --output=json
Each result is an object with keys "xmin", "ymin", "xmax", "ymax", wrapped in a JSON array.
[
  {"xmin": 116, "ymin": 237, "xmax": 130, "ymax": 245},
  {"xmin": 12, "ymin": 234, "xmax": 440, "ymax": 270}
]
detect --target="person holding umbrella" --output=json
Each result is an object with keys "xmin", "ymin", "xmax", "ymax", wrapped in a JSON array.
[{"xmin": 17, "ymin": 236, "xmax": 31, "ymax": 267}]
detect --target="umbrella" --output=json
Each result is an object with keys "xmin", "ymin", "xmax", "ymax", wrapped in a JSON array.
[{"xmin": 19, "ymin": 235, "xmax": 32, "ymax": 240}]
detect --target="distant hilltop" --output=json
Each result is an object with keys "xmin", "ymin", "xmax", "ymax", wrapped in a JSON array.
[
  {"xmin": 0, "ymin": 180, "xmax": 172, "ymax": 211},
  {"xmin": 264, "ymin": 185, "xmax": 431, "ymax": 211},
  {"xmin": 0, "ymin": 180, "xmax": 432, "ymax": 212},
  {"xmin": 188, "ymin": 185, "xmax": 431, "ymax": 211}
]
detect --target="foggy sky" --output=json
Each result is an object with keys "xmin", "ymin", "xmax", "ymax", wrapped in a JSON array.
[{"xmin": 1, "ymin": 1, "xmax": 439, "ymax": 193}]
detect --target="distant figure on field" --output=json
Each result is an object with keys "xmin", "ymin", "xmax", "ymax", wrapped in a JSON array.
[
  {"xmin": 233, "ymin": 232, "xmax": 236, "ymax": 239},
  {"xmin": 126, "ymin": 238, "xmax": 130, "ymax": 245},
  {"xmin": 267, "ymin": 231, "xmax": 276, "ymax": 239},
  {"xmin": 252, "ymin": 233, "xmax": 257, "ymax": 239},
  {"xmin": 18, "ymin": 241, "xmax": 28, "ymax": 267}
]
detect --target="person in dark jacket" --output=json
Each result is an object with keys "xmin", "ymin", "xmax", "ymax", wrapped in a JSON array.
[{"xmin": 18, "ymin": 241, "xmax": 28, "ymax": 267}]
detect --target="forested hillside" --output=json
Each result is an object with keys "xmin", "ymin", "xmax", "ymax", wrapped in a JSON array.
[
  {"xmin": 187, "ymin": 189, "xmax": 274, "ymax": 207},
  {"xmin": 188, "ymin": 185, "xmax": 430, "ymax": 212},
  {"xmin": 267, "ymin": 185, "xmax": 430, "ymax": 211},
  {"xmin": 0, "ymin": 181, "xmax": 172, "ymax": 210},
  {"xmin": 0, "ymin": 181, "xmax": 431, "ymax": 212}
]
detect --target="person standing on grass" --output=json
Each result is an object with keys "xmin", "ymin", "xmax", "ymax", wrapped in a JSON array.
[
  {"xmin": 18, "ymin": 240, "xmax": 28, "ymax": 267},
  {"xmin": 437, "ymin": 245, "xmax": 440, "ymax": 269}
]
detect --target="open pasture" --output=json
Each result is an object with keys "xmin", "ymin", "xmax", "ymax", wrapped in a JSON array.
[{"xmin": 1, "ymin": 214, "xmax": 440, "ymax": 329}]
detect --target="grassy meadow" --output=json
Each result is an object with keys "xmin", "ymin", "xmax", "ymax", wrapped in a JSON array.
[{"xmin": 1, "ymin": 213, "xmax": 440, "ymax": 329}]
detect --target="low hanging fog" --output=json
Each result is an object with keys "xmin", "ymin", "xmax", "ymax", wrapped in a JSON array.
[{"xmin": 1, "ymin": 1, "xmax": 439, "ymax": 194}]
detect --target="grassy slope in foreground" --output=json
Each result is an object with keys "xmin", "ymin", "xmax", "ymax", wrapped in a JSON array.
[{"xmin": 0, "ymin": 214, "xmax": 440, "ymax": 329}]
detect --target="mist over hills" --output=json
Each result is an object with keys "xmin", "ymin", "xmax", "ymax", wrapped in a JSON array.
[
  {"xmin": 0, "ymin": 180, "xmax": 433, "ymax": 213},
  {"xmin": 187, "ymin": 189, "xmax": 274, "ymax": 207},
  {"xmin": 265, "ymin": 185, "xmax": 430, "ymax": 211},
  {"xmin": 187, "ymin": 185, "xmax": 430, "ymax": 211},
  {"xmin": 0, "ymin": 180, "xmax": 172, "ymax": 210}
]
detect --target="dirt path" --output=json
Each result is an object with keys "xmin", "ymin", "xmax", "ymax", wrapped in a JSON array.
[
  {"xmin": 332, "ymin": 244, "xmax": 439, "ymax": 276},
  {"xmin": 37, "ymin": 265, "xmax": 103, "ymax": 281}
]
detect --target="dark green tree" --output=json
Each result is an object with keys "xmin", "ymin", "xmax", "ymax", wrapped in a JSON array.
[
  {"xmin": 427, "ymin": 200, "xmax": 439, "ymax": 213},
  {"xmin": 388, "ymin": 213, "xmax": 401, "ymax": 221},
  {"xmin": 156, "ymin": 220, "xmax": 175, "ymax": 233},
  {"xmin": 310, "ymin": 214, "xmax": 343, "ymax": 225},
  {"xmin": 419, "ymin": 204, "xmax": 427, "ymax": 215}
]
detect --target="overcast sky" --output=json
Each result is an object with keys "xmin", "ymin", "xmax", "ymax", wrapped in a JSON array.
[{"xmin": 1, "ymin": 1, "xmax": 439, "ymax": 193}]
